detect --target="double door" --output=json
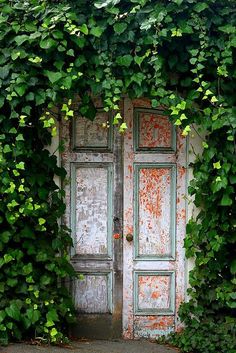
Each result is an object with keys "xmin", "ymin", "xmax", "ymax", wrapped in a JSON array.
[{"xmin": 61, "ymin": 97, "xmax": 186, "ymax": 339}]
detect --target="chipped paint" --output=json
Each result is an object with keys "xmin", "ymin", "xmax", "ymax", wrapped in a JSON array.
[
  {"xmin": 75, "ymin": 167, "xmax": 108, "ymax": 255},
  {"xmin": 138, "ymin": 167, "xmax": 172, "ymax": 257},
  {"xmin": 139, "ymin": 113, "xmax": 172, "ymax": 148},
  {"xmin": 61, "ymin": 96, "xmax": 186, "ymax": 339},
  {"xmin": 134, "ymin": 316, "xmax": 174, "ymax": 339},
  {"xmin": 138, "ymin": 275, "xmax": 171, "ymax": 310},
  {"xmin": 60, "ymin": 97, "xmax": 123, "ymax": 339},
  {"xmin": 74, "ymin": 111, "xmax": 110, "ymax": 149},
  {"xmin": 123, "ymin": 97, "xmax": 186, "ymax": 338},
  {"xmin": 74, "ymin": 274, "xmax": 110, "ymax": 313}
]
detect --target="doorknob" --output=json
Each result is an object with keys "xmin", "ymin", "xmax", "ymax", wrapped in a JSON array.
[{"xmin": 125, "ymin": 234, "xmax": 133, "ymax": 242}]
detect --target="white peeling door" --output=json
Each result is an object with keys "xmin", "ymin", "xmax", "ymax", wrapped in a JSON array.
[
  {"xmin": 61, "ymin": 98, "xmax": 123, "ymax": 339},
  {"xmin": 123, "ymin": 98, "xmax": 186, "ymax": 338}
]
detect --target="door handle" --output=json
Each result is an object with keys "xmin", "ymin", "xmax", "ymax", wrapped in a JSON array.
[{"xmin": 125, "ymin": 234, "xmax": 133, "ymax": 242}]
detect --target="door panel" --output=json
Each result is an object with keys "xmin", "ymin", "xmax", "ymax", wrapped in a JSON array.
[
  {"xmin": 123, "ymin": 98, "xmax": 186, "ymax": 339},
  {"xmin": 134, "ymin": 108, "xmax": 176, "ymax": 152},
  {"xmin": 61, "ymin": 97, "xmax": 123, "ymax": 339},
  {"xmin": 134, "ymin": 163, "xmax": 176, "ymax": 259},
  {"xmin": 71, "ymin": 163, "xmax": 113, "ymax": 258}
]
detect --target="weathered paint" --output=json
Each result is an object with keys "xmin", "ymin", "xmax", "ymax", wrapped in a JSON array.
[
  {"xmin": 74, "ymin": 273, "xmax": 111, "ymax": 313},
  {"xmin": 134, "ymin": 271, "xmax": 175, "ymax": 315},
  {"xmin": 60, "ymin": 97, "xmax": 123, "ymax": 339},
  {"xmin": 72, "ymin": 108, "xmax": 112, "ymax": 150},
  {"xmin": 135, "ymin": 165, "xmax": 176, "ymax": 259},
  {"xmin": 123, "ymin": 98, "xmax": 186, "ymax": 338},
  {"xmin": 74, "ymin": 167, "xmax": 109, "ymax": 255},
  {"xmin": 61, "ymin": 97, "xmax": 186, "ymax": 339},
  {"xmin": 138, "ymin": 112, "xmax": 172, "ymax": 149},
  {"xmin": 133, "ymin": 316, "xmax": 174, "ymax": 338}
]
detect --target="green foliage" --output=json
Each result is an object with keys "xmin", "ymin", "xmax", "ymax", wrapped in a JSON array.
[{"xmin": 0, "ymin": 0, "xmax": 235, "ymax": 350}]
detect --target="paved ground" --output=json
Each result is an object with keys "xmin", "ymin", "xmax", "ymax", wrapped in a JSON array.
[{"xmin": 2, "ymin": 340, "xmax": 179, "ymax": 353}]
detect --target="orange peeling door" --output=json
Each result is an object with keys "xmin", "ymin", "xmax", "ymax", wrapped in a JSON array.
[{"xmin": 123, "ymin": 98, "xmax": 186, "ymax": 338}]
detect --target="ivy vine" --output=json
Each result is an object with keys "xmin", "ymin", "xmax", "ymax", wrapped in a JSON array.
[{"xmin": 0, "ymin": 0, "xmax": 235, "ymax": 351}]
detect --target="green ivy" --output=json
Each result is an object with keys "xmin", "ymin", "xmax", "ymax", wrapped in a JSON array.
[{"xmin": 0, "ymin": 0, "xmax": 235, "ymax": 350}]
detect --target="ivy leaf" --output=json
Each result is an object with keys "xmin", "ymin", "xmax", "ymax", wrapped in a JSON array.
[
  {"xmin": 5, "ymin": 303, "xmax": 21, "ymax": 321},
  {"xmin": 45, "ymin": 71, "xmax": 62, "ymax": 84},
  {"xmin": 14, "ymin": 35, "xmax": 28, "ymax": 45},
  {"xmin": 114, "ymin": 22, "xmax": 127, "ymax": 34},
  {"xmin": 219, "ymin": 24, "xmax": 235, "ymax": 34},
  {"xmin": 75, "ymin": 55, "xmax": 86, "ymax": 67},
  {"xmin": 3, "ymin": 145, "xmax": 11, "ymax": 153},
  {"xmin": 46, "ymin": 309, "xmax": 59, "ymax": 322},
  {"xmin": 230, "ymin": 260, "xmax": 236, "ymax": 274},
  {"xmin": 16, "ymin": 134, "xmax": 24, "ymax": 141},
  {"xmin": 40, "ymin": 38, "xmax": 57, "ymax": 49},
  {"xmin": 50, "ymin": 327, "xmax": 58, "ymax": 337},
  {"xmin": 220, "ymin": 194, "xmax": 232, "ymax": 206},
  {"xmin": 66, "ymin": 49, "xmax": 74, "ymax": 57},
  {"xmin": 140, "ymin": 17, "xmax": 156, "ymax": 31},
  {"xmin": 26, "ymin": 308, "xmax": 40, "ymax": 324},
  {"xmin": 38, "ymin": 218, "xmax": 46, "ymax": 226},
  {"xmin": 52, "ymin": 30, "xmax": 64, "ymax": 39},
  {"xmin": 79, "ymin": 24, "xmax": 89, "ymax": 35},
  {"xmin": 119, "ymin": 122, "xmax": 127, "ymax": 133},
  {"xmin": 94, "ymin": 0, "xmax": 120, "ymax": 8},
  {"xmin": 193, "ymin": 3, "xmax": 208, "ymax": 13},
  {"xmin": 16, "ymin": 162, "xmax": 25, "ymax": 170},
  {"xmin": 90, "ymin": 26, "xmax": 103, "ymax": 37},
  {"xmin": 0, "ymin": 65, "xmax": 9, "ymax": 79},
  {"xmin": 1, "ymin": 231, "xmax": 11, "ymax": 244},
  {"xmin": 151, "ymin": 99, "xmax": 158, "ymax": 108},
  {"xmin": 15, "ymin": 84, "xmax": 27, "ymax": 97},
  {"xmin": 116, "ymin": 55, "xmax": 133, "ymax": 67},
  {"xmin": 213, "ymin": 161, "xmax": 221, "ymax": 169}
]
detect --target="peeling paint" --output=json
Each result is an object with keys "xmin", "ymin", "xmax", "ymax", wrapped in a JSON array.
[
  {"xmin": 139, "ymin": 113, "xmax": 172, "ymax": 149},
  {"xmin": 138, "ymin": 168, "xmax": 172, "ymax": 257},
  {"xmin": 123, "ymin": 97, "xmax": 186, "ymax": 338},
  {"xmin": 75, "ymin": 167, "xmax": 108, "ymax": 255},
  {"xmin": 138, "ymin": 275, "xmax": 171, "ymax": 310},
  {"xmin": 74, "ymin": 274, "xmax": 109, "ymax": 313},
  {"xmin": 61, "ymin": 97, "xmax": 186, "ymax": 340},
  {"xmin": 134, "ymin": 316, "xmax": 174, "ymax": 339},
  {"xmin": 74, "ymin": 111, "xmax": 109, "ymax": 148}
]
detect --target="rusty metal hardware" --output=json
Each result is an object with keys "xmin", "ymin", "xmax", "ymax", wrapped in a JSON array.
[
  {"xmin": 125, "ymin": 233, "xmax": 133, "ymax": 242},
  {"xmin": 113, "ymin": 233, "xmax": 121, "ymax": 239}
]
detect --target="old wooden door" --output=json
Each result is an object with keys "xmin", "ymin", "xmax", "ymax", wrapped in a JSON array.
[
  {"xmin": 61, "ymin": 97, "xmax": 186, "ymax": 339},
  {"xmin": 61, "ymin": 97, "xmax": 123, "ymax": 339},
  {"xmin": 123, "ymin": 98, "xmax": 186, "ymax": 338}
]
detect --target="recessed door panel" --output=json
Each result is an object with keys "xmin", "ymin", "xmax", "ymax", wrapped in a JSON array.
[
  {"xmin": 73, "ymin": 273, "xmax": 112, "ymax": 313},
  {"xmin": 134, "ymin": 164, "xmax": 176, "ymax": 259},
  {"xmin": 72, "ymin": 109, "xmax": 112, "ymax": 150},
  {"xmin": 71, "ymin": 164, "xmax": 112, "ymax": 257},
  {"xmin": 134, "ymin": 108, "xmax": 176, "ymax": 152}
]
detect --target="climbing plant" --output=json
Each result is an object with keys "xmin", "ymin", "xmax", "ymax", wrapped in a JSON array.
[{"xmin": 0, "ymin": 0, "xmax": 235, "ymax": 351}]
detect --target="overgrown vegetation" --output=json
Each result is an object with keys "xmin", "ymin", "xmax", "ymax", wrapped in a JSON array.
[{"xmin": 0, "ymin": 0, "xmax": 235, "ymax": 351}]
